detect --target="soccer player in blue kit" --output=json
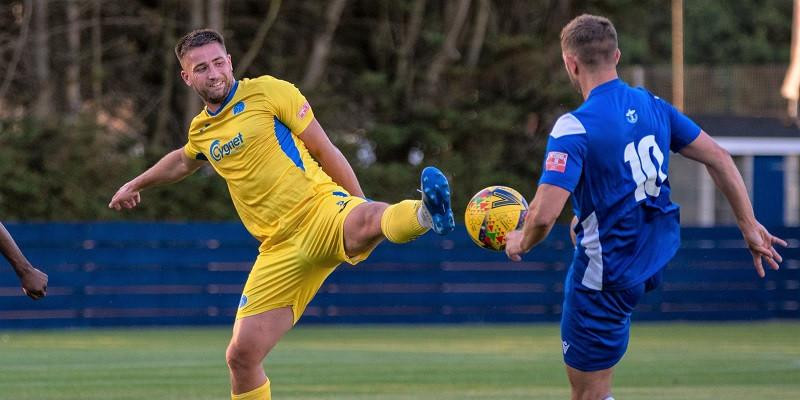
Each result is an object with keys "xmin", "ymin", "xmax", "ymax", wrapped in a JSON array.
[{"xmin": 504, "ymin": 14, "xmax": 788, "ymax": 400}]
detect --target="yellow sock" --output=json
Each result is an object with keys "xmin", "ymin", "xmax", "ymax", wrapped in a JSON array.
[
  {"xmin": 232, "ymin": 379, "xmax": 270, "ymax": 400},
  {"xmin": 380, "ymin": 200, "xmax": 429, "ymax": 243}
]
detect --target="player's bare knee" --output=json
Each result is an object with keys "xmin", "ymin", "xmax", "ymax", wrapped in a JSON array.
[
  {"xmin": 571, "ymin": 385, "xmax": 612, "ymax": 400},
  {"xmin": 225, "ymin": 341, "xmax": 261, "ymax": 373},
  {"xmin": 345, "ymin": 202, "xmax": 387, "ymax": 243}
]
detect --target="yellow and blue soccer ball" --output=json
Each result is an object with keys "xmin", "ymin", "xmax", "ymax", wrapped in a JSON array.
[{"xmin": 464, "ymin": 186, "xmax": 528, "ymax": 251}]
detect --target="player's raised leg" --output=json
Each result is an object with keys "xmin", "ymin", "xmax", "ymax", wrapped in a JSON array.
[
  {"xmin": 343, "ymin": 166, "xmax": 454, "ymax": 256},
  {"xmin": 226, "ymin": 306, "xmax": 294, "ymax": 400},
  {"xmin": 566, "ymin": 366, "xmax": 614, "ymax": 400}
]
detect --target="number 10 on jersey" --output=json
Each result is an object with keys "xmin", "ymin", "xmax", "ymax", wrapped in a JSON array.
[{"xmin": 624, "ymin": 135, "xmax": 667, "ymax": 201}]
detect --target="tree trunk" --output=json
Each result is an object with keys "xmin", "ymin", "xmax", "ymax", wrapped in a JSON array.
[
  {"xmin": 465, "ymin": 0, "xmax": 490, "ymax": 68},
  {"xmin": 91, "ymin": 0, "xmax": 102, "ymax": 106},
  {"xmin": 207, "ymin": 0, "xmax": 223, "ymax": 32},
  {"xmin": 394, "ymin": 0, "xmax": 426, "ymax": 96},
  {"xmin": 183, "ymin": 0, "xmax": 205, "ymax": 132},
  {"xmin": 154, "ymin": 4, "xmax": 176, "ymax": 154},
  {"xmin": 301, "ymin": 0, "xmax": 348, "ymax": 90},
  {"xmin": 66, "ymin": 0, "xmax": 82, "ymax": 117},
  {"xmin": 33, "ymin": 0, "xmax": 53, "ymax": 121},
  {"xmin": 425, "ymin": 0, "xmax": 471, "ymax": 97},
  {"xmin": 0, "ymin": 0, "xmax": 32, "ymax": 103},
  {"xmin": 235, "ymin": 0, "xmax": 281, "ymax": 77}
]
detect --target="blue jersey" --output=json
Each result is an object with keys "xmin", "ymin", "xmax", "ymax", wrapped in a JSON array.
[{"xmin": 540, "ymin": 79, "xmax": 701, "ymax": 291}]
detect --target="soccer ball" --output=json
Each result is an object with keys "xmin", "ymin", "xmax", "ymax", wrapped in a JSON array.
[{"xmin": 464, "ymin": 186, "xmax": 528, "ymax": 251}]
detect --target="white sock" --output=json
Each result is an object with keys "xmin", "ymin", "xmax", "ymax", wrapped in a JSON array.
[{"xmin": 416, "ymin": 202, "xmax": 433, "ymax": 229}]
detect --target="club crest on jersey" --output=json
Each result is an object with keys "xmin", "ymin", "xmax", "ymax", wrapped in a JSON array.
[
  {"xmin": 546, "ymin": 151, "xmax": 568, "ymax": 173},
  {"xmin": 209, "ymin": 132, "xmax": 244, "ymax": 161},
  {"xmin": 626, "ymin": 108, "xmax": 638, "ymax": 124},
  {"xmin": 233, "ymin": 101, "xmax": 246, "ymax": 115}
]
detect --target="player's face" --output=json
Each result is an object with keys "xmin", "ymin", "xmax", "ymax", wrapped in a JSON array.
[{"xmin": 180, "ymin": 43, "xmax": 234, "ymax": 106}]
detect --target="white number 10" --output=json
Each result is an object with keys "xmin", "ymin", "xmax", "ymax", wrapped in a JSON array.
[{"xmin": 624, "ymin": 135, "xmax": 667, "ymax": 201}]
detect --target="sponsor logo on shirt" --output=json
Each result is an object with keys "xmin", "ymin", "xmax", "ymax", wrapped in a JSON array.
[
  {"xmin": 238, "ymin": 294, "xmax": 248, "ymax": 309},
  {"xmin": 209, "ymin": 132, "xmax": 245, "ymax": 161},
  {"xmin": 297, "ymin": 101, "xmax": 310, "ymax": 119},
  {"xmin": 546, "ymin": 151, "xmax": 568, "ymax": 173},
  {"xmin": 626, "ymin": 108, "xmax": 638, "ymax": 124}
]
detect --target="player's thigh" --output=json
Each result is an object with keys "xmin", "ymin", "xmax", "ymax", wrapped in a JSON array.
[
  {"xmin": 240, "ymin": 240, "xmax": 342, "ymax": 325},
  {"xmin": 561, "ymin": 274, "xmax": 646, "ymax": 371},
  {"xmin": 229, "ymin": 306, "xmax": 294, "ymax": 363},
  {"xmin": 303, "ymin": 190, "xmax": 377, "ymax": 265},
  {"xmin": 565, "ymin": 365, "xmax": 613, "ymax": 400}
]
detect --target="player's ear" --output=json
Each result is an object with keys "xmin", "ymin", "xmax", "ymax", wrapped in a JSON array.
[
  {"xmin": 563, "ymin": 53, "xmax": 578, "ymax": 76},
  {"xmin": 614, "ymin": 48, "xmax": 621, "ymax": 65},
  {"xmin": 180, "ymin": 69, "xmax": 191, "ymax": 86}
]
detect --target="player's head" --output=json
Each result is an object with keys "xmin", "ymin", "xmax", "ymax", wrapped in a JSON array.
[
  {"xmin": 175, "ymin": 29, "xmax": 234, "ymax": 106},
  {"xmin": 560, "ymin": 14, "xmax": 620, "ymax": 92}
]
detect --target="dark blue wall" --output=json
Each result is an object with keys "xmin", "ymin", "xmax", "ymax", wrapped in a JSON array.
[{"xmin": 1, "ymin": 223, "xmax": 797, "ymax": 329}]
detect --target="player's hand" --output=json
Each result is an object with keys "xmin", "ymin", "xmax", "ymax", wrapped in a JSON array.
[
  {"xmin": 505, "ymin": 230, "xmax": 525, "ymax": 262},
  {"xmin": 19, "ymin": 266, "xmax": 47, "ymax": 300},
  {"xmin": 741, "ymin": 222, "xmax": 788, "ymax": 278},
  {"xmin": 108, "ymin": 183, "xmax": 141, "ymax": 211}
]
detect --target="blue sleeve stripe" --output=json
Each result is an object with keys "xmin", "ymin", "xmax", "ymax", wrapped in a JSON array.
[{"xmin": 274, "ymin": 117, "xmax": 305, "ymax": 171}]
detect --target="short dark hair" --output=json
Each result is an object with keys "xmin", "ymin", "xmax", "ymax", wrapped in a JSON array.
[
  {"xmin": 174, "ymin": 29, "xmax": 227, "ymax": 61},
  {"xmin": 560, "ymin": 14, "xmax": 618, "ymax": 69}
]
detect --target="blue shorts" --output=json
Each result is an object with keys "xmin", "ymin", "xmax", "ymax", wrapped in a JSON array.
[{"xmin": 561, "ymin": 269, "xmax": 662, "ymax": 371}]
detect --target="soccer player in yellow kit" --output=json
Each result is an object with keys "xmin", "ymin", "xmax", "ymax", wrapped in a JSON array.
[{"xmin": 108, "ymin": 29, "xmax": 454, "ymax": 400}]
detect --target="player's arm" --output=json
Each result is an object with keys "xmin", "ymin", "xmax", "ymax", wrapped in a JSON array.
[
  {"xmin": 505, "ymin": 184, "xmax": 571, "ymax": 261},
  {"xmin": 108, "ymin": 148, "xmax": 205, "ymax": 211},
  {"xmin": 679, "ymin": 131, "xmax": 787, "ymax": 277},
  {"xmin": 0, "ymin": 222, "xmax": 47, "ymax": 300},
  {"xmin": 298, "ymin": 118, "xmax": 365, "ymax": 198}
]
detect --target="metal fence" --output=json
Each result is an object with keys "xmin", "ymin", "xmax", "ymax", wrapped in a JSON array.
[{"xmin": 621, "ymin": 64, "xmax": 789, "ymax": 118}]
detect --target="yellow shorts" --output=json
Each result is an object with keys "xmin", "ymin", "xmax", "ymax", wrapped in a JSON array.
[{"xmin": 236, "ymin": 190, "xmax": 370, "ymax": 323}]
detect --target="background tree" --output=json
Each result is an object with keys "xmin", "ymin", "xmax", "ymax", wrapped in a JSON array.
[{"xmin": 0, "ymin": 0, "xmax": 792, "ymax": 221}]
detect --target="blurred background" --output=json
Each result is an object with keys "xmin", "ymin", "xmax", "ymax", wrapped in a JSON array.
[{"xmin": 0, "ymin": 1, "xmax": 799, "ymax": 399}]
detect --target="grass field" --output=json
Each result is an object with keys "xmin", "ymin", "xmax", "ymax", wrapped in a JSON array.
[{"xmin": 1, "ymin": 322, "xmax": 799, "ymax": 399}]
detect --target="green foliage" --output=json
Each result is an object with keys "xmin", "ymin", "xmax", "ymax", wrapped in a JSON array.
[
  {"xmin": 0, "ymin": 0, "xmax": 792, "ymax": 221},
  {"xmin": 0, "ymin": 117, "xmax": 236, "ymax": 221}
]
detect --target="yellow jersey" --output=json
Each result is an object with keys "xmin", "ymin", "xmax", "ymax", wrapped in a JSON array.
[{"xmin": 183, "ymin": 75, "xmax": 340, "ymax": 246}]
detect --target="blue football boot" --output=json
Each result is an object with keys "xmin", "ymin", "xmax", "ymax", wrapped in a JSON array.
[{"xmin": 420, "ymin": 166, "xmax": 455, "ymax": 235}]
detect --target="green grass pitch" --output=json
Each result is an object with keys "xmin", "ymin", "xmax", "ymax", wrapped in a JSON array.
[{"xmin": 1, "ymin": 322, "xmax": 798, "ymax": 399}]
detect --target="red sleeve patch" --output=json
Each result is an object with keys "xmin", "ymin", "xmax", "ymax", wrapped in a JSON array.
[
  {"xmin": 545, "ymin": 151, "xmax": 568, "ymax": 173},
  {"xmin": 297, "ymin": 102, "xmax": 310, "ymax": 119}
]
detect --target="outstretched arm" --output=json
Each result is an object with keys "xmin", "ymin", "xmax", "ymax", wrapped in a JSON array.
[
  {"xmin": 505, "ymin": 184, "xmax": 571, "ymax": 261},
  {"xmin": 109, "ymin": 148, "xmax": 205, "ymax": 211},
  {"xmin": 0, "ymin": 222, "xmax": 47, "ymax": 300},
  {"xmin": 298, "ymin": 118, "xmax": 365, "ymax": 198},
  {"xmin": 679, "ymin": 131, "xmax": 788, "ymax": 277}
]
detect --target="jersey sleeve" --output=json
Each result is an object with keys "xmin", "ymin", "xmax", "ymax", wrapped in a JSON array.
[
  {"xmin": 264, "ymin": 78, "xmax": 315, "ymax": 135},
  {"xmin": 538, "ymin": 114, "xmax": 587, "ymax": 193},
  {"xmin": 182, "ymin": 139, "xmax": 206, "ymax": 161},
  {"xmin": 657, "ymin": 97, "xmax": 701, "ymax": 152}
]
